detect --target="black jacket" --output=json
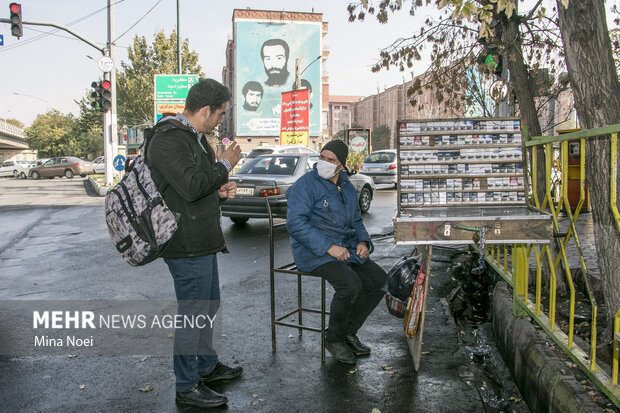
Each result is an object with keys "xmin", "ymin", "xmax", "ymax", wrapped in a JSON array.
[{"xmin": 146, "ymin": 119, "xmax": 230, "ymax": 258}]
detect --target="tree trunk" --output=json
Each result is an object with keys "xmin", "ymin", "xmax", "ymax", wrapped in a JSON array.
[
  {"xmin": 503, "ymin": 10, "xmax": 563, "ymax": 292},
  {"xmin": 557, "ymin": 0, "xmax": 620, "ymax": 341}
]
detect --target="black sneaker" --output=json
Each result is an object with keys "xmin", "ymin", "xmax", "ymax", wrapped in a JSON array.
[
  {"xmin": 175, "ymin": 383, "xmax": 228, "ymax": 408},
  {"xmin": 200, "ymin": 361, "xmax": 243, "ymax": 383},
  {"xmin": 325, "ymin": 340, "xmax": 357, "ymax": 364},
  {"xmin": 345, "ymin": 334, "xmax": 371, "ymax": 356}
]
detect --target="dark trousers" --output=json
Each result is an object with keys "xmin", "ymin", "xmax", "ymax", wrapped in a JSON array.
[
  {"xmin": 164, "ymin": 254, "xmax": 220, "ymax": 392},
  {"xmin": 313, "ymin": 258, "xmax": 387, "ymax": 343}
]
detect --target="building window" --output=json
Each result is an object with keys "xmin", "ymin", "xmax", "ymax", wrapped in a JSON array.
[
  {"xmin": 342, "ymin": 105, "xmax": 348, "ymax": 110},
  {"xmin": 334, "ymin": 105, "xmax": 340, "ymax": 109}
]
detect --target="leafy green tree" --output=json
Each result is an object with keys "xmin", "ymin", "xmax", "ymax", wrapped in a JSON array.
[
  {"xmin": 25, "ymin": 110, "xmax": 76, "ymax": 158},
  {"xmin": 0, "ymin": 118, "xmax": 24, "ymax": 128},
  {"xmin": 72, "ymin": 94, "xmax": 104, "ymax": 157},
  {"xmin": 372, "ymin": 125, "xmax": 391, "ymax": 150},
  {"xmin": 116, "ymin": 30, "xmax": 204, "ymax": 127}
]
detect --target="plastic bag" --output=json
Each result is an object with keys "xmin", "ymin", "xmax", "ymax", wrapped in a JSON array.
[{"xmin": 386, "ymin": 256, "xmax": 421, "ymax": 301}]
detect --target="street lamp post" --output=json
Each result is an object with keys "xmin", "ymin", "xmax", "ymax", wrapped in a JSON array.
[
  {"xmin": 294, "ymin": 55, "xmax": 322, "ymax": 90},
  {"xmin": 12, "ymin": 92, "xmax": 52, "ymax": 109}
]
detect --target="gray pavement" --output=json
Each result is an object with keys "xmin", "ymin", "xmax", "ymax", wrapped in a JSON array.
[{"xmin": 0, "ymin": 178, "xmax": 528, "ymax": 412}]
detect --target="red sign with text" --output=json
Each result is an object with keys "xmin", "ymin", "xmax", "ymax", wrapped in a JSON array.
[{"xmin": 280, "ymin": 89, "xmax": 310, "ymax": 146}]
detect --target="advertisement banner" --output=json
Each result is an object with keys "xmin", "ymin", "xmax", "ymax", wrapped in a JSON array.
[
  {"xmin": 235, "ymin": 20, "xmax": 321, "ymax": 137},
  {"xmin": 346, "ymin": 128, "xmax": 371, "ymax": 155},
  {"xmin": 280, "ymin": 89, "xmax": 309, "ymax": 146}
]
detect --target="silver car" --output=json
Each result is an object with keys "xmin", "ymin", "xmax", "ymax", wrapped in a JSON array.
[
  {"xmin": 222, "ymin": 154, "xmax": 375, "ymax": 224},
  {"xmin": 359, "ymin": 149, "xmax": 398, "ymax": 187}
]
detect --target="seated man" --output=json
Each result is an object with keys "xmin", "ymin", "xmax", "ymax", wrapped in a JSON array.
[{"xmin": 285, "ymin": 140, "xmax": 387, "ymax": 364}]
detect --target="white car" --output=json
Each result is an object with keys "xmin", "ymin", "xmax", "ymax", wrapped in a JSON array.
[
  {"xmin": 0, "ymin": 159, "xmax": 32, "ymax": 179},
  {"xmin": 92, "ymin": 156, "xmax": 105, "ymax": 174}
]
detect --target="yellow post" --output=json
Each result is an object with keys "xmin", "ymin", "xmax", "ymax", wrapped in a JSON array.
[
  {"xmin": 613, "ymin": 308, "xmax": 619, "ymax": 384},
  {"xmin": 513, "ymin": 244, "xmax": 528, "ymax": 317},
  {"xmin": 611, "ymin": 133, "xmax": 620, "ymax": 232}
]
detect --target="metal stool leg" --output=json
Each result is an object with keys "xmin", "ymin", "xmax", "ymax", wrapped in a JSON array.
[
  {"xmin": 298, "ymin": 273, "xmax": 303, "ymax": 336},
  {"xmin": 321, "ymin": 275, "xmax": 326, "ymax": 362}
]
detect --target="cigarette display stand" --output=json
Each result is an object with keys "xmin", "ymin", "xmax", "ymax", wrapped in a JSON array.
[{"xmin": 394, "ymin": 118, "xmax": 553, "ymax": 370}]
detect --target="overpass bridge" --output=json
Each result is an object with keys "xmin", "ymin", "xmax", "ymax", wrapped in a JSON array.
[{"xmin": 0, "ymin": 120, "xmax": 35, "ymax": 161}]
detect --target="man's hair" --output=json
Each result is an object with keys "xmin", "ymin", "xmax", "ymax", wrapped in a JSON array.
[
  {"xmin": 260, "ymin": 38, "xmax": 290, "ymax": 61},
  {"xmin": 242, "ymin": 81, "xmax": 264, "ymax": 96},
  {"xmin": 184, "ymin": 78, "xmax": 231, "ymax": 113}
]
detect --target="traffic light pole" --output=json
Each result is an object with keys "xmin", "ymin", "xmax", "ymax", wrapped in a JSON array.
[{"xmin": 105, "ymin": 0, "xmax": 117, "ymax": 186}]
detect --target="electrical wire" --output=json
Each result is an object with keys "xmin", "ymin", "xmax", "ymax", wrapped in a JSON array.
[
  {"xmin": 0, "ymin": 0, "xmax": 126, "ymax": 53},
  {"xmin": 113, "ymin": 0, "xmax": 163, "ymax": 43}
]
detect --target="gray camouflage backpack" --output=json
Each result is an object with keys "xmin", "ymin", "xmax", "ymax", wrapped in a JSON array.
[{"xmin": 104, "ymin": 122, "xmax": 180, "ymax": 266}]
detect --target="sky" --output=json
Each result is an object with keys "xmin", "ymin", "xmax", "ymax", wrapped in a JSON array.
[{"xmin": 0, "ymin": 0, "xmax": 432, "ymax": 126}]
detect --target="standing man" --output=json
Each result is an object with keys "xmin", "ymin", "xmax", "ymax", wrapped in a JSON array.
[
  {"xmin": 147, "ymin": 78, "xmax": 243, "ymax": 408},
  {"xmin": 260, "ymin": 38, "xmax": 291, "ymax": 87},
  {"xmin": 286, "ymin": 140, "xmax": 387, "ymax": 365}
]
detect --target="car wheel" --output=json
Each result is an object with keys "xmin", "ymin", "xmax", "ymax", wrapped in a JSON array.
[
  {"xmin": 20, "ymin": 172, "xmax": 27, "ymax": 179},
  {"xmin": 359, "ymin": 187, "xmax": 372, "ymax": 213},
  {"xmin": 32, "ymin": 171, "xmax": 40, "ymax": 180},
  {"xmin": 13, "ymin": 170, "xmax": 19, "ymax": 178},
  {"xmin": 230, "ymin": 217, "xmax": 249, "ymax": 225},
  {"xmin": 65, "ymin": 169, "xmax": 74, "ymax": 179}
]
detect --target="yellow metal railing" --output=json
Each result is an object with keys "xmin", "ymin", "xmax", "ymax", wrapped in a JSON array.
[{"xmin": 484, "ymin": 124, "xmax": 620, "ymax": 407}]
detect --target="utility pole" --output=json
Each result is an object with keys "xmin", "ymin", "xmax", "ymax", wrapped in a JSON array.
[
  {"xmin": 103, "ymin": 0, "xmax": 118, "ymax": 186},
  {"xmin": 177, "ymin": 0, "xmax": 182, "ymax": 74}
]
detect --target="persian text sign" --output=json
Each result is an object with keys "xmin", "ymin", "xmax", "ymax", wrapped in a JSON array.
[
  {"xmin": 346, "ymin": 128, "xmax": 371, "ymax": 154},
  {"xmin": 280, "ymin": 89, "xmax": 309, "ymax": 146},
  {"xmin": 154, "ymin": 75, "xmax": 199, "ymax": 101}
]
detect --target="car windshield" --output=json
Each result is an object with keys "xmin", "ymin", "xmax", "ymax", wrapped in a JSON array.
[
  {"xmin": 67, "ymin": 156, "xmax": 86, "ymax": 163},
  {"xmin": 247, "ymin": 148, "xmax": 274, "ymax": 158},
  {"xmin": 237, "ymin": 156, "xmax": 299, "ymax": 175},
  {"xmin": 364, "ymin": 152, "xmax": 396, "ymax": 163}
]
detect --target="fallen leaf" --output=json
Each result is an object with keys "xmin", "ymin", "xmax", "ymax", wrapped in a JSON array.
[
  {"xmin": 348, "ymin": 369, "xmax": 357, "ymax": 374},
  {"xmin": 221, "ymin": 334, "xmax": 227, "ymax": 337},
  {"xmin": 139, "ymin": 357, "xmax": 147, "ymax": 362},
  {"xmin": 509, "ymin": 396, "xmax": 521, "ymax": 403},
  {"xmin": 68, "ymin": 355, "xmax": 77, "ymax": 359},
  {"xmin": 381, "ymin": 365, "xmax": 392, "ymax": 370},
  {"xmin": 168, "ymin": 333, "xmax": 174, "ymax": 339},
  {"xmin": 138, "ymin": 386, "xmax": 153, "ymax": 392},
  {"xmin": 390, "ymin": 350, "xmax": 396, "ymax": 354},
  {"xmin": 371, "ymin": 409, "xmax": 382, "ymax": 413},
  {"xmin": 287, "ymin": 334, "xmax": 294, "ymax": 339},
  {"xmin": 252, "ymin": 394, "xmax": 258, "ymax": 398},
  {"xmin": 387, "ymin": 371, "xmax": 395, "ymax": 375},
  {"xmin": 251, "ymin": 400, "xmax": 259, "ymax": 406},
  {"xmin": 422, "ymin": 351, "xmax": 431, "ymax": 355},
  {"xmin": 79, "ymin": 384, "xmax": 85, "ymax": 390}
]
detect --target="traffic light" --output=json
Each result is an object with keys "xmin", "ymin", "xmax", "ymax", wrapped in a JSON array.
[
  {"xmin": 90, "ymin": 80, "xmax": 112, "ymax": 112},
  {"xmin": 9, "ymin": 3, "xmax": 23, "ymax": 38}
]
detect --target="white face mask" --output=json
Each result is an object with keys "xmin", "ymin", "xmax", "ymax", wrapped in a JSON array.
[{"xmin": 317, "ymin": 159, "xmax": 339, "ymax": 179}]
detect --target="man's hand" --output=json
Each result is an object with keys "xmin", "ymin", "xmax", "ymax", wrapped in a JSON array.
[
  {"xmin": 218, "ymin": 141, "xmax": 242, "ymax": 167},
  {"xmin": 327, "ymin": 245, "xmax": 350, "ymax": 261},
  {"xmin": 356, "ymin": 242, "xmax": 370, "ymax": 259},
  {"xmin": 218, "ymin": 181, "xmax": 237, "ymax": 199}
]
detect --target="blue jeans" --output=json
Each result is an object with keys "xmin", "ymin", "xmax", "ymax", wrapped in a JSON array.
[{"xmin": 164, "ymin": 255, "xmax": 220, "ymax": 392}]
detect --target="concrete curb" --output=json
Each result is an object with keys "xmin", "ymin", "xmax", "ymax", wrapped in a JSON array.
[
  {"xmin": 87, "ymin": 175, "xmax": 110, "ymax": 196},
  {"xmin": 492, "ymin": 281, "xmax": 604, "ymax": 413}
]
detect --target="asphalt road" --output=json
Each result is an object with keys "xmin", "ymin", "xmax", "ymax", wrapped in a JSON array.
[{"xmin": 0, "ymin": 177, "xmax": 527, "ymax": 412}]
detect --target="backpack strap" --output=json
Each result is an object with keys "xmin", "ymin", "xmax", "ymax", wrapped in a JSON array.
[{"xmin": 142, "ymin": 118, "xmax": 192, "ymax": 165}]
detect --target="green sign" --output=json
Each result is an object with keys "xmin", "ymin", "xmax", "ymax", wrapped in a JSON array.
[{"xmin": 154, "ymin": 75, "xmax": 200, "ymax": 101}]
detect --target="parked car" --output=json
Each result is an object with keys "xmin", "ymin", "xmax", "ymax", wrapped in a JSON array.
[
  {"xmin": 222, "ymin": 153, "xmax": 375, "ymax": 224},
  {"xmin": 237, "ymin": 145, "xmax": 318, "ymax": 169},
  {"xmin": 0, "ymin": 159, "xmax": 33, "ymax": 179},
  {"xmin": 359, "ymin": 149, "xmax": 398, "ymax": 186},
  {"xmin": 92, "ymin": 156, "xmax": 105, "ymax": 174},
  {"xmin": 29, "ymin": 156, "xmax": 93, "ymax": 180}
]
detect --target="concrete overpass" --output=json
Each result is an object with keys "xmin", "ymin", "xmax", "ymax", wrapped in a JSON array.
[{"xmin": 0, "ymin": 120, "xmax": 36, "ymax": 161}]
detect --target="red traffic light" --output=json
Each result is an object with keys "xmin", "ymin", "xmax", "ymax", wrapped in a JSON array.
[
  {"xmin": 9, "ymin": 2, "xmax": 23, "ymax": 38},
  {"xmin": 101, "ymin": 80, "xmax": 112, "ymax": 90},
  {"xmin": 10, "ymin": 3, "xmax": 20, "ymax": 13}
]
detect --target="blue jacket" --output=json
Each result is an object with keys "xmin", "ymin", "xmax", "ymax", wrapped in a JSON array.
[{"xmin": 286, "ymin": 165, "xmax": 373, "ymax": 272}]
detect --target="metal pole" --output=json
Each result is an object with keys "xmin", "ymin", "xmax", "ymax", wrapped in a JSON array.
[
  {"xmin": 177, "ymin": 0, "xmax": 182, "ymax": 74},
  {"xmin": 295, "ymin": 58, "xmax": 301, "ymax": 90},
  {"xmin": 103, "ymin": 0, "xmax": 117, "ymax": 186}
]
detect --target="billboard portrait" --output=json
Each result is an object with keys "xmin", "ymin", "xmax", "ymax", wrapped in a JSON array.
[{"xmin": 235, "ymin": 20, "xmax": 321, "ymax": 137}]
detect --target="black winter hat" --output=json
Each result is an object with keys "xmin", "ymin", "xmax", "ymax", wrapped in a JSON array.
[{"xmin": 322, "ymin": 140, "xmax": 349, "ymax": 166}]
